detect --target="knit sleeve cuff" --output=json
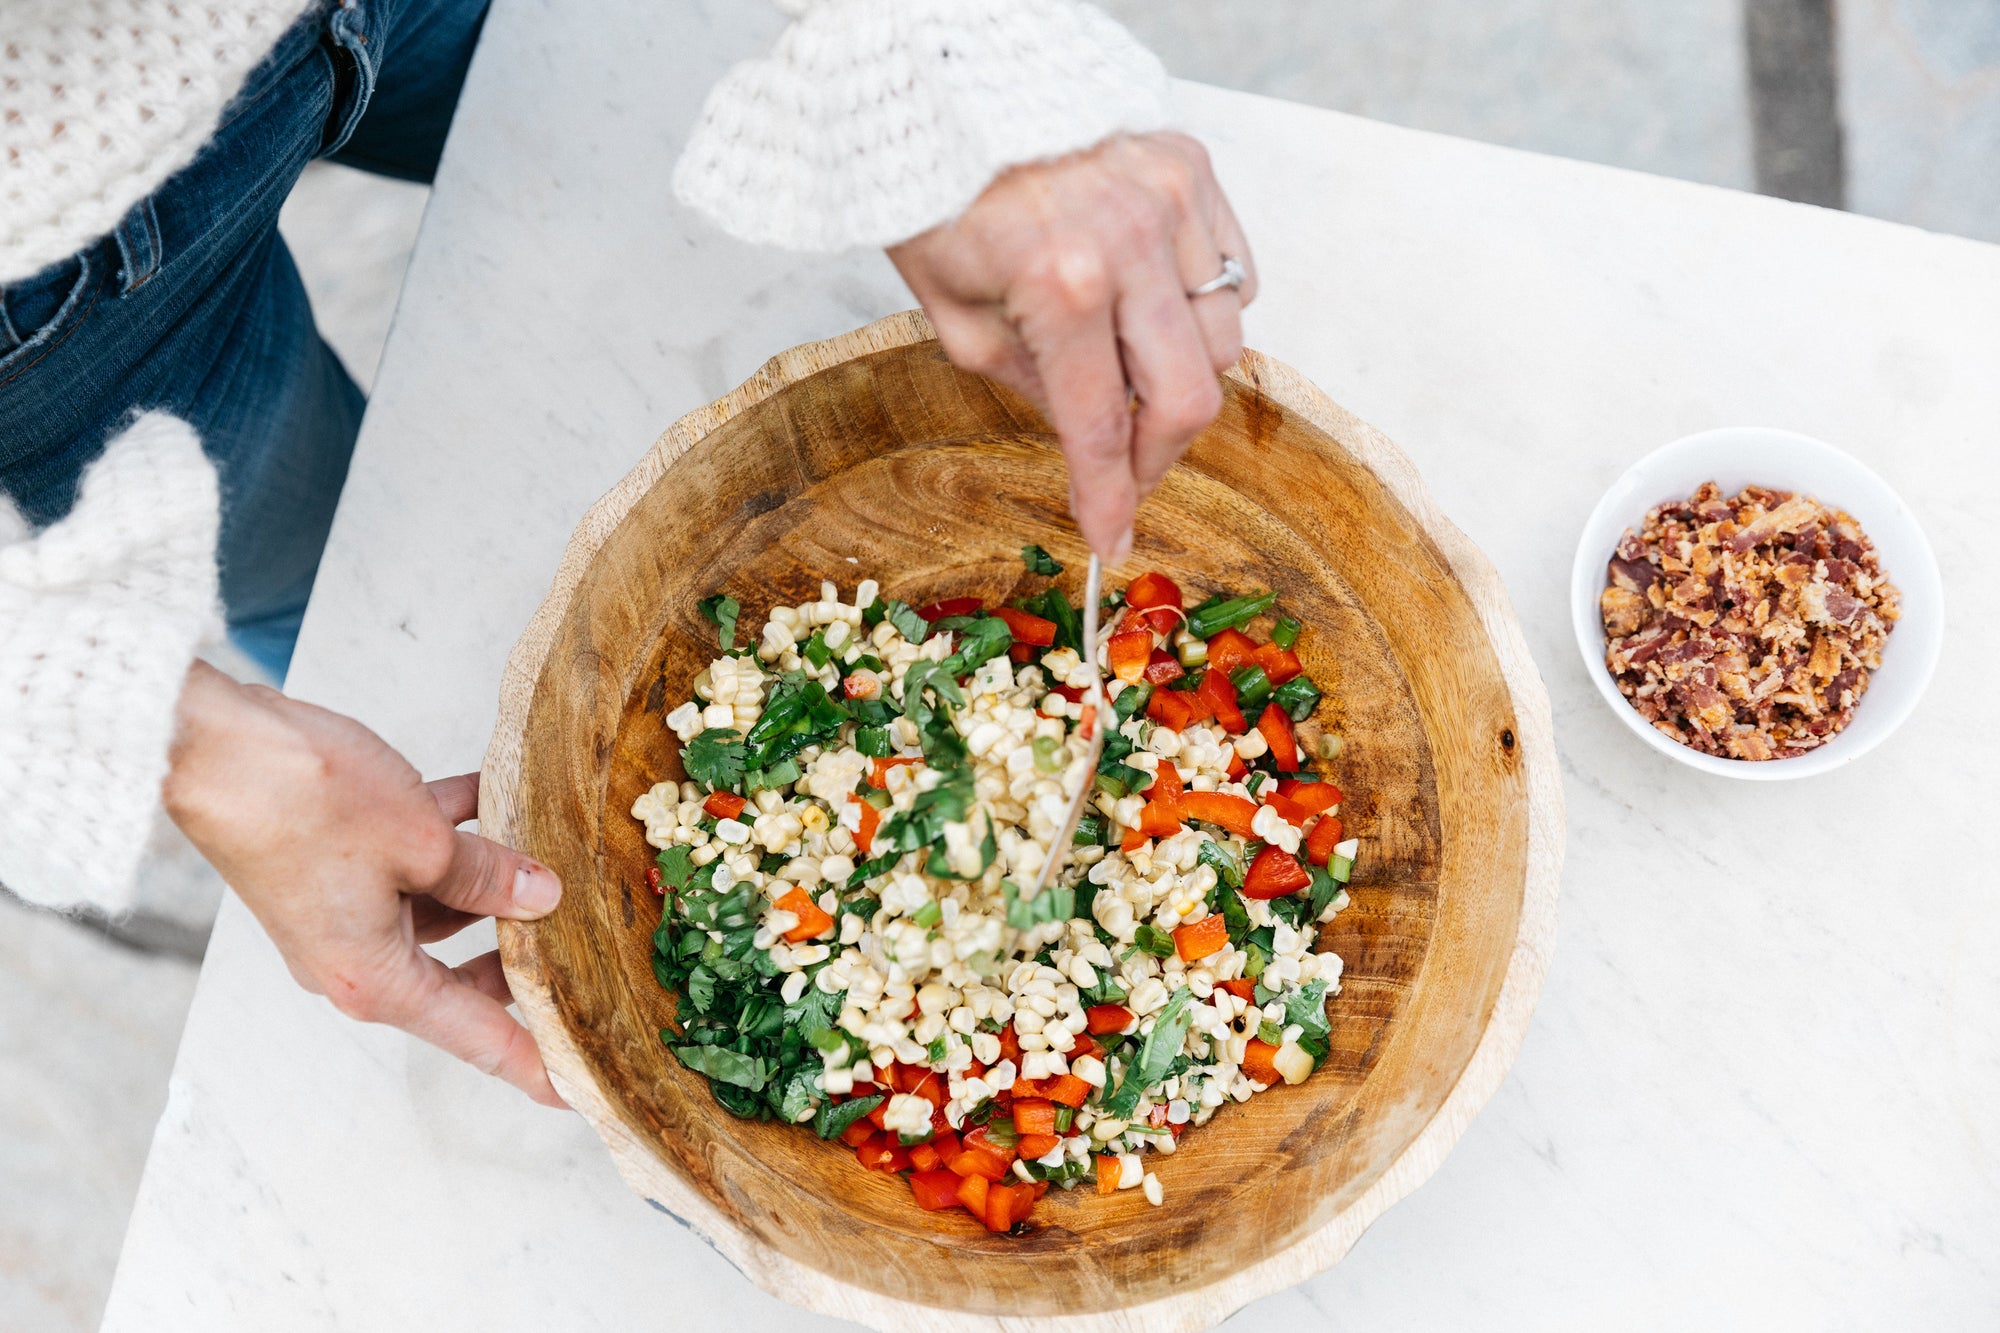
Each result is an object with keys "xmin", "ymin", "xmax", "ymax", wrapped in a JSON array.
[
  {"xmin": 673, "ymin": 0, "xmax": 1175, "ymax": 252},
  {"xmin": 0, "ymin": 413, "xmax": 221, "ymax": 915}
]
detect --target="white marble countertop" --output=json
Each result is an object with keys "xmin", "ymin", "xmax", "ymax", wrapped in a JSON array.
[{"xmin": 104, "ymin": 1, "xmax": 2000, "ymax": 1328}]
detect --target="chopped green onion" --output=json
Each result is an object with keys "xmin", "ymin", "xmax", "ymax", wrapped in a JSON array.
[
  {"xmin": 855, "ymin": 724, "xmax": 893, "ymax": 757},
  {"xmin": 1257, "ymin": 1019, "xmax": 1284, "ymax": 1046},
  {"xmin": 911, "ymin": 900, "xmax": 943, "ymax": 928},
  {"xmin": 1186, "ymin": 589, "xmax": 1276, "ymax": 638},
  {"xmin": 1132, "ymin": 923, "xmax": 1176, "ymax": 958},
  {"xmin": 1271, "ymin": 616, "xmax": 1302, "ymax": 650},
  {"xmin": 1032, "ymin": 734, "xmax": 1064, "ymax": 774},
  {"xmin": 1328, "ymin": 853, "xmax": 1354, "ymax": 883},
  {"xmin": 801, "ymin": 628, "xmax": 833, "ymax": 669},
  {"xmin": 1073, "ymin": 813, "xmax": 1105, "ymax": 845},
  {"xmin": 1230, "ymin": 665, "xmax": 1272, "ymax": 711}
]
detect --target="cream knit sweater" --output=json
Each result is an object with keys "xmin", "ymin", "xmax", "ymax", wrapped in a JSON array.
[{"xmin": 0, "ymin": 1, "xmax": 1171, "ymax": 914}]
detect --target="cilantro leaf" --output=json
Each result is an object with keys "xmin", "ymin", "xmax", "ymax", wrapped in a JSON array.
[
  {"xmin": 697, "ymin": 594, "xmax": 741, "ymax": 650},
  {"xmin": 655, "ymin": 844, "xmax": 698, "ymax": 892},
  {"xmin": 682, "ymin": 727, "xmax": 747, "ymax": 793}
]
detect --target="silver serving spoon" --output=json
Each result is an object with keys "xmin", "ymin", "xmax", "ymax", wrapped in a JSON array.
[{"xmin": 1026, "ymin": 553, "xmax": 1105, "ymax": 899}]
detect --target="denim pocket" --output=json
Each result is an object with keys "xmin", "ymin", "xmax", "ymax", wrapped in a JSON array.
[{"xmin": 0, "ymin": 250, "xmax": 99, "ymax": 386}]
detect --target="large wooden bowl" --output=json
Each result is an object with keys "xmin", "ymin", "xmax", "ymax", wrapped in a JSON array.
[{"xmin": 483, "ymin": 311, "xmax": 1562, "ymax": 1331}]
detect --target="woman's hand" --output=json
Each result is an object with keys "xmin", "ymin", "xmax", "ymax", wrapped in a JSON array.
[
  {"xmin": 890, "ymin": 131, "xmax": 1257, "ymax": 563},
  {"xmin": 163, "ymin": 661, "xmax": 565, "ymax": 1106}
]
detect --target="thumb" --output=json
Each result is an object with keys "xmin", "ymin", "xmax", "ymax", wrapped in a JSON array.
[{"xmin": 426, "ymin": 830, "xmax": 563, "ymax": 921}]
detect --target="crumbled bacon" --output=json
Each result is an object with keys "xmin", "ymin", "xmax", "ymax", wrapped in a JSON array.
[{"xmin": 1600, "ymin": 481, "xmax": 1899, "ymax": 760}]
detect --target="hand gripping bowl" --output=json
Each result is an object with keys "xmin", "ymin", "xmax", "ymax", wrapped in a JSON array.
[{"xmin": 480, "ymin": 311, "xmax": 1563, "ymax": 1331}]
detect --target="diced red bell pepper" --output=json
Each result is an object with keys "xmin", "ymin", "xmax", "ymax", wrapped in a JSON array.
[
  {"xmin": 1009, "ymin": 641, "xmax": 1035, "ymax": 663},
  {"xmin": 1225, "ymin": 749, "xmax": 1248, "ymax": 780},
  {"xmin": 1261, "ymin": 790, "xmax": 1313, "ymax": 828},
  {"xmin": 1015, "ymin": 1132, "xmax": 1061, "ymax": 1161},
  {"xmin": 998, "ymin": 1024, "xmax": 1023, "ymax": 1065},
  {"xmin": 1305, "ymin": 815, "xmax": 1346, "ymax": 867},
  {"xmin": 1086, "ymin": 1004, "xmax": 1134, "ymax": 1034},
  {"xmin": 1126, "ymin": 571, "xmax": 1183, "ymax": 613},
  {"xmin": 1205, "ymin": 627, "xmax": 1259, "ymax": 675},
  {"xmin": 852, "ymin": 795, "xmax": 880, "ymax": 854},
  {"xmin": 931, "ymin": 1129, "xmax": 962, "ymax": 1163},
  {"xmin": 840, "ymin": 1115, "xmax": 878, "ymax": 1148},
  {"xmin": 857, "ymin": 1135, "xmax": 911, "ymax": 1172},
  {"xmin": 908, "ymin": 1141, "xmax": 944, "ymax": 1172},
  {"xmin": 1142, "ymin": 648, "xmax": 1185, "ymax": 686},
  {"xmin": 961, "ymin": 1123, "xmax": 1018, "ymax": 1164},
  {"xmin": 983, "ymin": 1182, "xmax": 1022, "ymax": 1233},
  {"xmin": 957, "ymin": 1171, "xmax": 990, "ymax": 1216},
  {"xmin": 1143, "ymin": 761, "xmax": 1184, "ymax": 808},
  {"xmin": 1067, "ymin": 1033, "xmax": 1103, "ymax": 1063},
  {"xmin": 909, "ymin": 1168, "xmax": 964, "ymax": 1210},
  {"xmin": 1041, "ymin": 1074, "xmax": 1091, "ymax": 1107},
  {"xmin": 1196, "ymin": 669, "xmax": 1247, "ymax": 733},
  {"xmin": 867, "ymin": 756, "xmax": 923, "ymax": 789},
  {"xmin": 1257, "ymin": 703, "xmax": 1299, "ymax": 772},
  {"xmin": 1179, "ymin": 791, "xmax": 1259, "ymax": 838},
  {"xmin": 1241, "ymin": 1038, "xmax": 1282, "ymax": 1085},
  {"xmin": 994, "ymin": 605, "xmax": 1058, "ymax": 647},
  {"xmin": 1277, "ymin": 778, "xmax": 1342, "ymax": 815},
  {"xmin": 646, "ymin": 865, "xmax": 663, "ymax": 895},
  {"xmin": 1243, "ymin": 845, "xmax": 1312, "ymax": 899},
  {"xmin": 774, "ymin": 886, "xmax": 834, "ymax": 943},
  {"xmin": 1012, "ymin": 1098, "xmax": 1058, "ymax": 1137},
  {"xmin": 1173, "ymin": 913, "xmax": 1229, "ymax": 962},
  {"xmin": 917, "ymin": 596, "xmax": 983, "ymax": 621},
  {"xmin": 1096, "ymin": 1155, "xmax": 1122, "ymax": 1195},
  {"xmin": 702, "ymin": 790, "xmax": 746, "ymax": 820},
  {"xmin": 1136, "ymin": 799, "xmax": 1183, "ymax": 840},
  {"xmin": 1106, "ymin": 629, "xmax": 1154, "ymax": 685},
  {"xmin": 1252, "ymin": 640, "xmax": 1303, "ymax": 685},
  {"xmin": 1216, "ymin": 978, "xmax": 1256, "ymax": 1001},
  {"xmin": 1120, "ymin": 828, "xmax": 1148, "ymax": 853},
  {"xmin": 867, "ymin": 1100, "xmax": 892, "ymax": 1130},
  {"xmin": 947, "ymin": 1145, "xmax": 1013, "ymax": 1182},
  {"xmin": 1146, "ymin": 687, "xmax": 1197, "ymax": 732}
]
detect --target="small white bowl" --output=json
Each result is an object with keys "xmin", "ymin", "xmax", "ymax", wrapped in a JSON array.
[{"xmin": 1570, "ymin": 427, "xmax": 1944, "ymax": 780}]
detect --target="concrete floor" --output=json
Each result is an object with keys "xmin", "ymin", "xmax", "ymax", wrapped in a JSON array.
[{"xmin": 6, "ymin": 2, "xmax": 1996, "ymax": 1328}]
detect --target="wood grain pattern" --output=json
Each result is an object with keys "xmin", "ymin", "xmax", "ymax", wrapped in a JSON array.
[{"xmin": 482, "ymin": 310, "xmax": 1564, "ymax": 1331}]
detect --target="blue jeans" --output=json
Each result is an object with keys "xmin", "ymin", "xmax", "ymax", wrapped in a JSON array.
[{"xmin": 0, "ymin": 0, "xmax": 488, "ymax": 681}]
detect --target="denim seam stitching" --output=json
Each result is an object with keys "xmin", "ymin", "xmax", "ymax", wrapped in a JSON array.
[{"xmin": 0, "ymin": 254, "xmax": 100, "ymax": 389}]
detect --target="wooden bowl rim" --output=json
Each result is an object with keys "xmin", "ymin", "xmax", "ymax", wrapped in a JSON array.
[{"xmin": 482, "ymin": 310, "xmax": 1564, "ymax": 1332}]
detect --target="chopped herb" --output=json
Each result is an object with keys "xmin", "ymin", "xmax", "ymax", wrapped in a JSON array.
[
  {"xmin": 879, "ymin": 599, "xmax": 930, "ymax": 645},
  {"xmin": 1021, "ymin": 544, "xmax": 1065, "ymax": 576},
  {"xmin": 1113, "ymin": 683, "xmax": 1152, "ymax": 721},
  {"xmin": 1005, "ymin": 880, "xmax": 1075, "ymax": 929},
  {"xmin": 814, "ymin": 1095, "xmax": 884, "ymax": 1140},
  {"xmin": 1018, "ymin": 586, "xmax": 1082, "ymax": 653},
  {"xmin": 655, "ymin": 844, "xmax": 698, "ymax": 892},
  {"xmin": 697, "ymin": 594, "xmax": 741, "ymax": 650},
  {"xmin": 1101, "ymin": 986, "xmax": 1193, "ymax": 1118},
  {"xmin": 682, "ymin": 727, "xmax": 747, "ymax": 793}
]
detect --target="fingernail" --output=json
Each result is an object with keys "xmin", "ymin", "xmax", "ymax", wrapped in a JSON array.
[
  {"xmin": 513, "ymin": 863, "xmax": 562, "ymax": 916},
  {"xmin": 1110, "ymin": 526, "xmax": 1134, "ymax": 564}
]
